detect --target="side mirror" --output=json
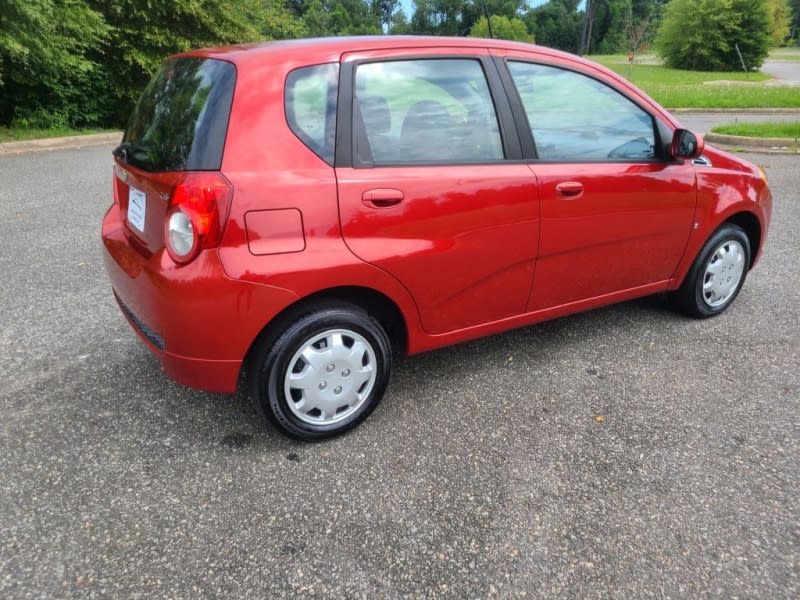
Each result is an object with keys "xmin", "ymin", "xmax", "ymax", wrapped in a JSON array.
[{"xmin": 670, "ymin": 128, "xmax": 704, "ymax": 159}]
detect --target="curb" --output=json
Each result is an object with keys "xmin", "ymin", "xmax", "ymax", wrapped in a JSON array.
[
  {"xmin": 0, "ymin": 132, "xmax": 122, "ymax": 156},
  {"xmin": 705, "ymin": 132, "xmax": 799, "ymax": 154}
]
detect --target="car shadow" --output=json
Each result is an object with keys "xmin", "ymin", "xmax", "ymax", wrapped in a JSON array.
[{"xmin": 104, "ymin": 293, "xmax": 683, "ymax": 451}]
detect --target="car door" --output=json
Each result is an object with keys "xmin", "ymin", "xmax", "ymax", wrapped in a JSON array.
[
  {"xmin": 497, "ymin": 55, "xmax": 697, "ymax": 311},
  {"xmin": 335, "ymin": 50, "xmax": 540, "ymax": 335}
]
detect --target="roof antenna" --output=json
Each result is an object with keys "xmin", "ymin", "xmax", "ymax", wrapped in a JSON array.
[{"xmin": 481, "ymin": 0, "xmax": 494, "ymax": 39}]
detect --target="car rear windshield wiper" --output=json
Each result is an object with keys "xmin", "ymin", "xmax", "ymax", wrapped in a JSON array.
[{"xmin": 113, "ymin": 141, "xmax": 151, "ymax": 164}]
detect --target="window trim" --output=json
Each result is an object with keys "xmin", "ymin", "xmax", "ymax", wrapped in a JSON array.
[
  {"xmin": 284, "ymin": 62, "xmax": 339, "ymax": 166},
  {"xmin": 497, "ymin": 57, "xmax": 669, "ymax": 164},
  {"xmin": 335, "ymin": 54, "xmax": 522, "ymax": 169}
]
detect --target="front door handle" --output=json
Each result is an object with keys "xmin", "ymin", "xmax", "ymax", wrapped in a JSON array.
[
  {"xmin": 555, "ymin": 181, "xmax": 584, "ymax": 199},
  {"xmin": 362, "ymin": 188, "xmax": 404, "ymax": 208}
]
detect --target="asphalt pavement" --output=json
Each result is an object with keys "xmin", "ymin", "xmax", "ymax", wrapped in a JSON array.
[
  {"xmin": 675, "ymin": 109, "xmax": 800, "ymax": 139},
  {"xmin": 1, "ymin": 146, "xmax": 798, "ymax": 598},
  {"xmin": 762, "ymin": 59, "xmax": 800, "ymax": 85}
]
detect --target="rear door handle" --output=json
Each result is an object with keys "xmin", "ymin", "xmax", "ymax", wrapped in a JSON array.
[
  {"xmin": 555, "ymin": 181, "xmax": 584, "ymax": 199},
  {"xmin": 362, "ymin": 188, "xmax": 404, "ymax": 208}
]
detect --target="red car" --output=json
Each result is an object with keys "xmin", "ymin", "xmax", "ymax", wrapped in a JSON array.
[{"xmin": 102, "ymin": 36, "xmax": 772, "ymax": 440}]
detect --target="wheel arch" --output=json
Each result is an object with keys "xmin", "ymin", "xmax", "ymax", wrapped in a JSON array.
[
  {"xmin": 244, "ymin": 285, "xmax": 409, "ymax": 377},
  {"xmin": 724, "ymin": 211, "xmax": 762, "ymax": 269}
]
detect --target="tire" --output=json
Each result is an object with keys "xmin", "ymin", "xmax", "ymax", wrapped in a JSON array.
[
  {"xmin": 670, "ymin": 223, "xmax": 750, "ymax": 318},
  {"xmin": 249, "ymin": 303, "xmax": 392, "ymax": 440}
]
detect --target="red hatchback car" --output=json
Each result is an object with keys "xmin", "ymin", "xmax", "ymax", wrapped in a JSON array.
[{"xmin": 102, "ymin": 36, "xmax": 772, "ymax": 440}]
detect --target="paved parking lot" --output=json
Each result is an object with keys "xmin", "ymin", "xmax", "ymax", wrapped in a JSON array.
[{"xmin": 1, "ymin": 146, "xmax": 798, "ymax": 598}]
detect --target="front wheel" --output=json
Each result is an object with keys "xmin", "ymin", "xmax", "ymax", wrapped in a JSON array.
[
  {"xmin": 670, "ymin": 224, "xmax": 750, "ymax": 318},
  {"xmin": 249, "ymin": 303, "xmax": 392, "ymax": 440}
]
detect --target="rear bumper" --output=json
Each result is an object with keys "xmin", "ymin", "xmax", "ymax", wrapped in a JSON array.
[{"xmin": 102, "ymin": 204, "xmax": 298, "ymax": 393}]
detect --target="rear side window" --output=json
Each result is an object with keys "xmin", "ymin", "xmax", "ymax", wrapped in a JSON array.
[
  {"xmin": 122, "ymin": 58, "xmax": 236, "ymax": 172},
  {"xmin": 353, "ymin": 59, "xmax": 504, "ymax": 165},
  {"xmin": 285, "ymin": 63, "xmax": 339, "ymax": 165}
]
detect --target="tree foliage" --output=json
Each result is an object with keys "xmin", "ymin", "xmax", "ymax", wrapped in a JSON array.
[
  {"xmin": 0, "ymin": 0, "xmax": 109, "ymax": 127},
  {"xmin": 589, "ymin": 0, "xmax": 633, "ymax": 54},
  {"xmin": 524, "ymin": 0, "xmax": 582, "ymax": 53},
  {"xmin": 0, "ymin": 0, "xmax": 691, "ymax": 130},
  {"xmin": 411, "ymin": 0, "xmax": 467, "ymax": 35},
  {"xmin": 86, "ymin": 0, "xmax": 282, "ymax": 125},
  {"xmin": 469, "ymin": 15, "xmax": 533, "ymax": 41},
  {"xmin": 656, "ymin": 0, "xmax": 770, "ymax": 71},
  {"xmin": 791, "ymin": 0, "xmax": 800, "ymax": 43},
  {"xmin": 766, "ymin": 0, "xmax": 791, "ymax": 45}
]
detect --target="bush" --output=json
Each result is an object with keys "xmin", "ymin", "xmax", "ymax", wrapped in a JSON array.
[
  {"xmin": 0, "ymin": 0, "xmax": 110, "ymax": 127},
  {"xmin": 656, "ymin": 0, "xmax": 770, "ymax": 71},
  {"xmin": 469, "ymin": 15, "xmax": 534, "ymax": 42}
]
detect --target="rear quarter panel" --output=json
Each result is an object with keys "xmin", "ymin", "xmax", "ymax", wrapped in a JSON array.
[{"xmin": 216, "ymin": 49, "xmax": 425, "ymax": 350}]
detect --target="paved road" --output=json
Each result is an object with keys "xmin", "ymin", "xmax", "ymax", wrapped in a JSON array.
[
  {"xmin": 676, "ymin": 56, "xmax": 800, "ymax": 134},
  {"xmin": 1, "ymin": 146, "xmax": 798, "ymax": 598},
  {"xmin": 677, "ymin": 110, "xmax": 800, "ymax": 136},
  {"xmin": 762, "ymin": 59, "xmax": 800, "ymax": 85}
]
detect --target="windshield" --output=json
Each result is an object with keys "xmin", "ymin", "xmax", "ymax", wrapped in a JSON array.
[{"xmin": 121, "ymin": 58, "xmax": 236, "ymax": 172}]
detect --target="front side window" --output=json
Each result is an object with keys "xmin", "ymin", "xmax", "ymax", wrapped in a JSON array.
[
  {"xmin": 285, "ymin": 63, "xmax": 339, "ymax": 165},
  {"xmin": 353, "ymin": 59, "xmax": 504, "ymax": 165},
  {"xmin": 508, "ymin": 62, "xmax": 656, "ymax": 161}
]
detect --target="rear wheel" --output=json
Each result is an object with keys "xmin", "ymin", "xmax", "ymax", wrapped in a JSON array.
[
  {"xmin": 250, "ymin": 303, "xmax": 392, "ymax": 440},
  {"xmin": 670, "ymin": 224, "xmax": 750, "ymax": 318}
]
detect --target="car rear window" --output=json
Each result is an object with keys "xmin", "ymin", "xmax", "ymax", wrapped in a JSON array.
[
  {"xmin": 285, "ymin": 63, "xmax": 339, "ymax": 165},
  {"xmin": 120, "ymin": 58, "xmax": 236, "ymax": 172}
]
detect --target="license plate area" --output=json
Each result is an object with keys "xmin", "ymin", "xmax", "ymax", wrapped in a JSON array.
[{"xmin": 128, "ymin": 186, "xmax": 146, "ymax": 233}]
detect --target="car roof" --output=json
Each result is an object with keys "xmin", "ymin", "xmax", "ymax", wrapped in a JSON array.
[{"xmin": 179, "ymin": 35, "xmax": 584, "ymax": 68}]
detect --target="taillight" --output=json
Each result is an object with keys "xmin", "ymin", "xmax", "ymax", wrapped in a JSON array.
[{"xmin": 164, "ymin": 173, "xmax": 232, "ymax": 265}]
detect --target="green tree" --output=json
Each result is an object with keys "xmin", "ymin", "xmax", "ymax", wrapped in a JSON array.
[
  {"xmin": 390, "ymin": 7, "xmax": 413, "ymax": 33},
  {"xmin": 411, "ymin": 0, "xmax": 466, "ymax": 35},
  {"xmin": 87, "ymin": 0, "xmax": 300, "ymax": 125},
  {"xmin": 263, "ymin": 0, "xmax": 309, "ymax": 38},
  {"xmin": 460, "ymin": 0, "xmax": 528, "ymax": 38},
  {"xmin": 300, "ymin": 0, "xmax": 382, "ymax": 35},
  {"xmin": 589, "ymin": 0, "xmax": 633, "ymax": 54},
  {"xmin": 624, "ymin": 0, "xmax": 661, "ymax": 56},
  {"xmin": 374, "ymin": 0, "xmax": 400, "ymax": 32},
  {"xmin": 469, "ymin": 14, "xmax": 533, "ymax": 41},
  {"xmin": 0, "ymin": 0, "xmax": 109, "ymax": 127},
  {"xmin": 766, "ymin": 0, "xmax": 791, "ymax": 45},
  {"xmin": 303, "ymin": 0, "xmax": 330, "ymax": 36},
  {"xmin": 524, "ymin": 0, "xmax": 582, "ymax": 52},
  {"xmin": 656, "ymin": 0, "xmax": 770, "ymax": 71},
  {"xmin": 337, "ymin": 0, "xmax": 382, "ymax": 33},
  {"xmin": 330, "ymin": 2, "xmax": 354, "ymax": 32}
]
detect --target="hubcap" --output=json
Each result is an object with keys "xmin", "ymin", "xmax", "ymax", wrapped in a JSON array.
[
  {"xmin": 702, "ymin": 239, "xmax": 745, "ymax": 308},
  {"xmin": 283, "ymin": 329, "xmax": 377, "ymax": 426}
]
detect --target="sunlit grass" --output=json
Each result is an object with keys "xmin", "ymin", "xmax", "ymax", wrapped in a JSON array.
[
  {"xmin": 0, "ymin": 126, "xmax": 110, "ymax": 143},
  {"xmin": 645, "ymin": 84, "xmax": 800, "ymax": 108},
  {"xmin": 592, "ymin": 56, "xmax": 771, "ymax": 84},
  {"xmin": 711, "ymin": 121, "xmax": 800, "ymax": 138},
  {"xmin": 588, "ymin": 54, "xmax": 800, "ymax": 108}
]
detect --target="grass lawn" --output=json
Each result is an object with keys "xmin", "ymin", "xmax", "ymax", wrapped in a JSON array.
[
  {"xmin": 711, "ymin": 121, "xmax": 800, "ymax": 138},
  {"xmin": 0, "ymin": 126, "xmax": 111, "ymax": 143},
  {"xmin": 591, "ymin": 55, "xmax": 800, "ymax": 109},
  {"xmin": 769, "ymin": 48, "xmax": 800, "ymax": 62}
]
